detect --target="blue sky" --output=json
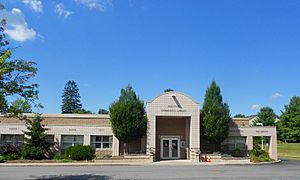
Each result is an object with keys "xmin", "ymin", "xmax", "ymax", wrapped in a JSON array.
[{"xmin": 1, "ymin": 0, "xmax": 300, "ymax": 116}]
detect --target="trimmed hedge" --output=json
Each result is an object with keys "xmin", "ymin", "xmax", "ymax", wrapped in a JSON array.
[{"xmin": 64, "ymin": 145, "xmax": 94, "ymax": 160}]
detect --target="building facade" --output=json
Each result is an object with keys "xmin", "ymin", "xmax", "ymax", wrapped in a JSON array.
[{"xmin": 0, "ymin": 91, "xmax": 278, "ymax": 161}]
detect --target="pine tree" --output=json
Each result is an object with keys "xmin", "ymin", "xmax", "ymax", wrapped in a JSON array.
[
  {"xmin": 61, "ymin": 80, "xmax": 82, "ymax": 114},
  {"xmin": 278, "ymin": 96, "xmax": 300, "ymax": 142},
  {"xmin": 109, "ymin": 85, "xmax": 147, "ymax": 143},
  {"xmin": 202, "ymin": 80, "xmax": 231, "ymax": 151},
  {"xmin": 21, "ymin": 115, "xmax": 50, "ymax": 160}
]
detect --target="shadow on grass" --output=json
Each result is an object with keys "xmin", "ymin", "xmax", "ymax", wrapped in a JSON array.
[{"xmin": 34, "ymin": 174, "xmax": 114, "ymax": 180}]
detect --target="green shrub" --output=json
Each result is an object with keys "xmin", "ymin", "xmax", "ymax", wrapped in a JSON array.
[
  {"xmin": 0, "ymin": 156, "xmax": 5, "ymax": 163},
  {"xmin": 21, "ymin": 145, "xmax": 47, "ymax": 160},
  {"xmin": 0, "ymin": 144, "xmax": 22, "ymax": 157},
  {"xmin": 100, "ymin": 154, "xmax": 112, "ymax": 159},
  {"xmin": 248, "ymin": 144, "xmax": 272, "ymax": 162},
  {"xmin": 3, "ymin": 153, "xmax": 20, "ymax": 160},
  {"xmin": 53, "ymin": 154, "xmax": 64, "ymax": 160},
  {"xmin": 231, "ymin": 148, "xmax": 243, "ymax": 157},
  {"xmin": 64, "ymin": 145, "xmax": 94, "ymax": 161}
]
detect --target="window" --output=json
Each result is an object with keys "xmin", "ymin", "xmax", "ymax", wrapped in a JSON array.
[
  {"xmin": 61, "ymin": 135, "xmax": 84, "ymax": 151},
  {"xmin": 0, "ymin": 134, "xmax": 24, "ymax": 147},
  {"xmin": 46, "ymin": 135, "xmax": 55, "ymax": 145},
  {"xmin": 91, "ymin": 135, "xmax": 113, "ymax": 149},
  {"xmin": 227, "ymin": 136, "xmax": 246, "ymax": 151}
]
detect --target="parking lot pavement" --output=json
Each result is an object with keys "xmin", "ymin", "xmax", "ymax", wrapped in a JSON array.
[{"xmin": 0, "ymin": 159, "xmax": 299, "ymax": 180}]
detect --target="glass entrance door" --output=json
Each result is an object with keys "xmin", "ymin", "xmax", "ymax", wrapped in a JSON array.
[{"xmin": 161, "ymin": 137, "xmax": 180, "ymax": 160}]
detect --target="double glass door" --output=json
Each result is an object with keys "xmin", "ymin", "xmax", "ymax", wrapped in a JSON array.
[{"xmin": 161, "ymin": 137, "xmax": 180, "ymax": 159}]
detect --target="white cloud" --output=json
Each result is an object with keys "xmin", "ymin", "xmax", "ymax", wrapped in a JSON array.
[
  {"xmin": 0, "ymin": 8, "xmax": 36, "ymax": 42},
  {"xmin": 22, "ymin": 0, "xmax": 43, "ymax": 13},
  {"xmin": 75, "ymin": 0, "xmax": 113, "ymax": 12},
  {"xmin": 271, "ymin": 93, "xmax": 283, "ymax": 99},
  {"xmin": 251, "ymin": 104, "xmax": 261, "ymax": 110},
  {"xmin": 55, "ymin": 3, "xmax": 73, "ymax": 19}
]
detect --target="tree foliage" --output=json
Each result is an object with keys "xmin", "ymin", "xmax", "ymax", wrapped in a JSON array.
[
  {"xmin": 22, "ymin": 115, "xmax": 50, "ymax": 160},
  {"xmin": 278, "ymin": 96, "xmax": 300, "ymax": 142},
  {"xmin": 109, "ymin": 85, "xmax": 147, "ymax": 143},
  {"xmin": 98, "ymin": 108, "xmax": 109, "ymax": 114},
  {"xmin": 234, "ymin": 114, "xmax": 246, "ymax": 118},
  {"xmin": 74, "ymin": 108, "xmax": 93, "ymax": 114},
  {"xmin": 253, "ymin": 107, "xmax": 277, "ymax": 126},
  {"xmin": 164, "ymin": 88, "xmax": 174, "ymax": 93},
  {"xmin": 61, "ymin": 80, "xmax": 82, "ymax": 114},
  {"xmin": 0, "ymin": 17, "xmax": 38, "ymax": 114},
  {"xmin": 202, "ymin": 80, "xmax": 231, "ymax": 150},
  {"xmin": 8, "ymin": 98, "xmax": 32, "ymax": 114}
]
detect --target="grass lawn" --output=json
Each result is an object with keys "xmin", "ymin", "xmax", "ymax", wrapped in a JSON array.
[{"xmin": 278, "ymin": 142, "xmax": 300, "ymax": 160}]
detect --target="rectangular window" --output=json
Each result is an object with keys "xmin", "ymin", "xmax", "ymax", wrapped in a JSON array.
[
  {"xmin": 227, "ymin": 136, "xmax": 246, "ymax": 151},
  {"xmin": 46, "ymin": 135, "xmax": 55, "ymax": 145},
  {"xmin": 61, "ymin": 135, "xmax": 84, "ymax": 151},
  {"xmin": 91, "ymin": 135, "xmax": 113, "ymax": 149},
  {"xmin": 0, "ymin": 134, "xmax": 24, "ymax": 147}
]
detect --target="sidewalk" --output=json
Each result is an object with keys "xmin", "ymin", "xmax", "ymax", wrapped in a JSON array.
[{"xmin": 0, "ymin": 159, "xmax": 268, "ymax": 167}]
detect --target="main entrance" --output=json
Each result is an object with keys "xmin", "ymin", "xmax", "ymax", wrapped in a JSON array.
[
  {"xmin": 160, "ymin": 137, "xmax": 180, "ymax": 159},
  {"xmin": 147, "ymin": 91, "xmax": 201, "ymax": 162}
]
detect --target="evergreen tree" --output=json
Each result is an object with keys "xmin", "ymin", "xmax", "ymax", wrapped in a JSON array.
[
  {"xmin": 253, "ymin": 107, "xmax": 277, "ymax": 126},
  {"xmin": 22, "ymin": 115, "xmax": 50, "ymax": 159},
  {"xmin": 109, "ymin": 85, "xmax": 147, "ymax": 143},
  {"xmin": 202, "ymin": 80, "xmax": 231, "ymax": 151},
  {"xmin": 278, "ymin": 96, "xmax": 300, "ymax": 142},
  {"xmin": 61, "ymin": 80, "xmax": 82, "ymax": 113}
]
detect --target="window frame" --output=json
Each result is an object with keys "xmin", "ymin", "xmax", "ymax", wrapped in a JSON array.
[{"xmin": 90, "ymin": 135, "xmax": 113, "ymax": 149}]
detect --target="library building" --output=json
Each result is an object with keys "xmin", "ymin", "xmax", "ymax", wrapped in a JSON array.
[{"xmin": 0, "ymin": 91, "xmax": 278, "ymax": 162}]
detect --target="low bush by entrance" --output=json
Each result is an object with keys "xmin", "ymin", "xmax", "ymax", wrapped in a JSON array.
[{"xmin": 248, "ymin": 144, "xmax": 271, "ymax": 162}]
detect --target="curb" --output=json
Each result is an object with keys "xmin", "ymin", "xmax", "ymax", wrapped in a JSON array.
[
  {"xmin": 0, "ymin": 160, "xmax": 282, "ymax": 167},
  {"xmin": 0, "ymin": 162, "xmax": 150, "ymax": 167}
]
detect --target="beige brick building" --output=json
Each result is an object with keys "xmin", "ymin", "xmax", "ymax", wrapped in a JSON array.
[{"xmin": 0, "ymin": 91, "xmax": 278, "ymax": 162}]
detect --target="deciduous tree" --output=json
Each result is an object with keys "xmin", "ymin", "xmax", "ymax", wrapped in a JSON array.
[
  {"xmin": 98, "ymin": 108, "xmax": 109, "ymax": 114},
  {"xmin": 8, "ymin": 98, "xmax": 32, "ymax": 114},
  {"xmin": 234, "ymin": 114, "xmax": 246, "ymax": 118},
  {"xmin": 0, "ymin": 16, "xmax": 38, "ymax": 114},
  {"xmin": 253, "ymin": 107, "xmax": 277, "ymax": 126},
  {"xmin": 109, "ymin": 85, "xmax": 147, "ymax": 144}
]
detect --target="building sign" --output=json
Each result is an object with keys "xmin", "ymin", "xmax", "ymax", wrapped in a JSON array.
[
  {"xmin": 255, "ymin": 130, "xmax": 269, "ymax": 133},
  {"xmin": 161, "ymin": 105, "xmax": 187, "ymax": 113}
]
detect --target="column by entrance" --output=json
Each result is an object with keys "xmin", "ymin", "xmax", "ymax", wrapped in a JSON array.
[{"xmin": 160, "ymin": 137, "xmax": 180, "ymax": 160}]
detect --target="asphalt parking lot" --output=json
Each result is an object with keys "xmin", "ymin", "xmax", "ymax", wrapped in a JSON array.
[{"xmin": 0, "ymin": 159, "xmax": 299, "ymax": 180}]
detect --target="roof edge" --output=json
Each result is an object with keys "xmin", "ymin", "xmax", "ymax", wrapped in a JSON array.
[{"xmin": 147, "ymin": 91, "xmax": 200, "ymax": 105}]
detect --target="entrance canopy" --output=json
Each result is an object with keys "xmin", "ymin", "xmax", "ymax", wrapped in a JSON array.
[{"xmin": 146, "ymin": 91, "xmax": 201, "ymax": 161}]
